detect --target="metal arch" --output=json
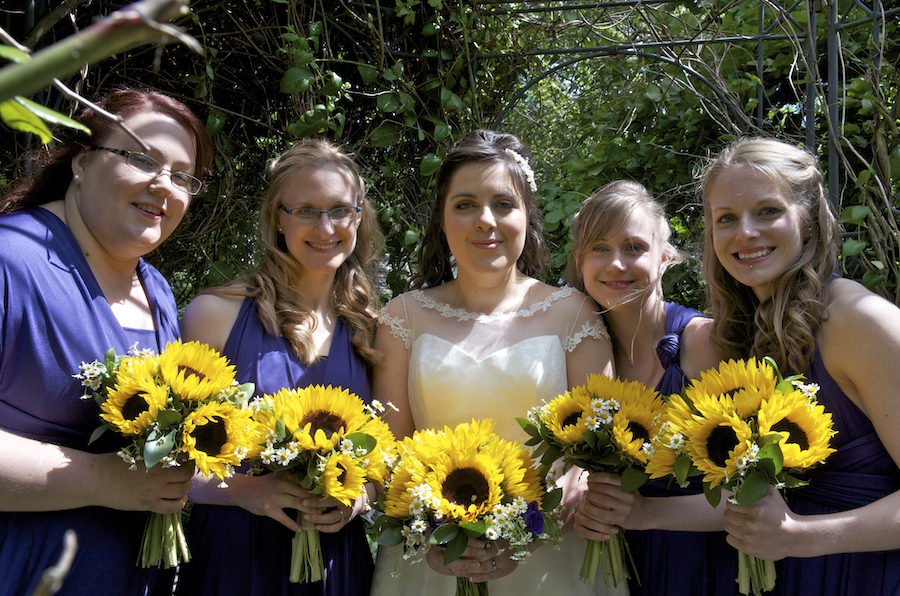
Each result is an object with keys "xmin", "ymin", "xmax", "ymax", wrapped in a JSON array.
[{"xmin": 490, "ymin": 47, "xmax": 748, "ymax": 135}]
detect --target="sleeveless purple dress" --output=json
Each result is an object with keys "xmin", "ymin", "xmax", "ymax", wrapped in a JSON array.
[
  {"xmin": 770, "ymin": 343, "xmax": 900, "ymax": 595},
  {"xmin": 625, "ymin": 302, "xmax": 740, "ymax": 596},
  {"xmin": 0, "ymin": 208, "xmax": 182, "ymax": 596},
  {"xmin": 177, "ymin": 298, "xmax": 375, "ymax": 596}
]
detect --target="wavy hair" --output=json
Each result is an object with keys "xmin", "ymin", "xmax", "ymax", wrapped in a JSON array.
[
  {"xmin": 1, "ymin": 87, "xmax": 213, "ymax": 214},
  {"xmin": 412, "ymin": 129, "xmax": 548, "ymax": 289},
  {"xmin": 700, "ymin": 138, "xmax": 840, "ymax": 373},
  {"xmin": 208, "ymin": 139, "xmax": 382, "ymax": 366},
  {"xmin": 566, "ymin": 180, "xmax": 684, "ymax": 303}
]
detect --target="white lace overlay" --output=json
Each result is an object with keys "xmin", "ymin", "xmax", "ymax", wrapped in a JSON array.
[
  {"xmin": 409, "ymin": 286, "xmax": 575, "ymax": 323},
  {"xmin": 377, "ymin": 313, "xmax": 412, "ymax": 348},
  {"xmin": 564, "ymin": 318, "xmax": 610, "ymax": 353}
]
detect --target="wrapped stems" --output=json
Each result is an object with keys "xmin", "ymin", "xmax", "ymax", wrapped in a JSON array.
[
  {"xmin": 139, "ymin": 511, "xmax": 190, "ymax": 568},
  {"xmin": 580, "ymin": 531, "xmax": 635, "ymax": 587},
  {"xmin": 455, "ymin": 577, "xmax": 490, "ymax": 596},
  {"xmin": 737, "ymin": 551, "xmax": 776, "ymax": 595},
  {"xmin": 290, "ymin": 512, "xmax": 324, "ymax": 583}
]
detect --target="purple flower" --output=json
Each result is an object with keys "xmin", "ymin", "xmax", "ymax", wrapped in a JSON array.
[{"xmin": 523, "ymin": 500, "xmax": 544, "ymax": 534}]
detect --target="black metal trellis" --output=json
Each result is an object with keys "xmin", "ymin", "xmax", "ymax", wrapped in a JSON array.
[{"xmin": 479, "ymin": 0, "xmax": 899, "ymax": 209}]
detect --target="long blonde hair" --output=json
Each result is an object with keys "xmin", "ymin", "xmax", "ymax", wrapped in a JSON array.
[
  {"xmin": 700, "ymin": 138, "xmax": 840, "ymax": 373},
  {"xmin": 207, "ymin": 139, "xmax": 382, "ymax": 366}
]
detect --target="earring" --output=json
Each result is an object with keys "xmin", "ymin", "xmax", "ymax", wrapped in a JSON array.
[
  {"xmin": 278, "ymin": 228, "xmax": 283, "ymax": 234},
  {"xmin": 73, "ymin": 174, "xmax": 80, "ymax": 181}
]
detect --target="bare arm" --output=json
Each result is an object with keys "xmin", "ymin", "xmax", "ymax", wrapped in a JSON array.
[
  {"xmin": 0, "ymin": 427, "xmax": 192, "ymax": 513},
  {"xmin": 373, "ymin": 298, "xmax": 415, "ymax": 439}
]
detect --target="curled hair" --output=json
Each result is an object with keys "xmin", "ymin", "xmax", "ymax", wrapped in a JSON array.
[
  {"xmin": 412, "ymin": 129, "xmax": 548, "ymax": 289},
  {"xmin": 1, "ymin": 87, "xmax": 213, "ymax": 214},
  {"xmin": 700, "ymin": 137, "xmax": 840, "ymax": 373},
  {"xmin": 207, "ymin": 139, "xmax": 382, "ymax": 367},
  {"xmin": 566, "ymin": 180, "xmax": 684, "ymax": 301}
]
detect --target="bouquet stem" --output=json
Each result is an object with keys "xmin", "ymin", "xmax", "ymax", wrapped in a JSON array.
[
  {"xmin": 139, "ymin": 511, "xmax": 190, "ymax": 568},
  {"xmin": 580, "ymin": 531, "xmax": 635, "ymax": 587},
  {"xmin": 736, "ymin": 550, "xmax": 776, "ymax": 595},
  {"xmin": 290, "ymin": 513, "xmax": 323, "ymax": 583},
  {"xmin": 455, "ymin": 577, "xmax": 490, "ymax": 596}
]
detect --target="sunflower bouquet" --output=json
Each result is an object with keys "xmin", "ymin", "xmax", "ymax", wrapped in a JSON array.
[
  {"xmin": 244, "ymin": 385, "xmax": 396, "ymax": 584},
  {"xmin": 517, "ymin": 373, "xmax": 665, "ymax": 587},
  {"xmin": 373, "ymin": 419, "xmax": 561, "ymax": 596},
  {"xmin": 668, "ymin": 357, "xmax": 836, "ymax": 595},
  {"xmin": 75, "ymin": 340, "xmax": 256, "ymax": 568}
]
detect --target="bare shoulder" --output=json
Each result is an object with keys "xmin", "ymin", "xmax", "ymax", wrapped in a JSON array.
[
  {"xmin": 680, "ymin": 315, "xmax": 724, "ymax": 380},
  {"xmin": 181, "ymin": 292, "xmax": 245, "ymax": 353},
  {"xmin": 820, "ymin": 278, "xmax": 900, "ymax": 339}
]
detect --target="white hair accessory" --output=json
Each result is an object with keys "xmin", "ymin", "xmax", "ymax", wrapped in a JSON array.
[{"xmin": 504, "ymin": 148, "xmax": 537, "ymax": 193}]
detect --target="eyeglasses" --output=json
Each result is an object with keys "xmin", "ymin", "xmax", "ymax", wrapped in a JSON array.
[
  {"xmin": 279, "ymin": 204, "xmax": 362, "ymax": 224},
  {"xmin": 97, "ymin": 147, "xmax": 204, "ymax": 195}
]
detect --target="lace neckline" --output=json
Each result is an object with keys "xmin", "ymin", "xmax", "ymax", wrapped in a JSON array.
[{"xmin": 409, "ymin": 286, "xmax": 575, "ymax": 323}]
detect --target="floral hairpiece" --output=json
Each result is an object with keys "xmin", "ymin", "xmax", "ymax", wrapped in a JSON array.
[{"xmin": 504, "ymin": 148, "xmax": 538, "ymax": 193}]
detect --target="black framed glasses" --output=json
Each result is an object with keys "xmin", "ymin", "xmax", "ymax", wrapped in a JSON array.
[
  {"xmin": 278, "ymin": 204, "xmax": 362, "ymax": 224},
  {"xmin": 97, "ymin": 147, "xmax": 204, "ymax": 195}
]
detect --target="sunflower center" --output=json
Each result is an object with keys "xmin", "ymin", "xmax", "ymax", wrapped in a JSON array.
[
  {"xmin": 442, "ymin": 467, "xmax": 490, "ymax": 506},
  {"xmin": 627, "ymin": 421, "xmax": 650, "ymax": 444},
  {"xmin": 562, "ymin": 411, "xmax": 582, "ymax": 428},
  {"xmin": 300, "ymin": 410, "xmax": 345, "ymax": 438},
  {"xmin": 121, "ymin": 394, "xmax": 149, "ymax": 421},
  {"xmin": 722, "ymin": 386, "xmax": 746, "ymax": 400},
  {"xmin": 771, "ymin": 418, "xmax": 809, "ymax": 451},
  {"xmin": 707, "ymin": 425, "xmax": 739, "ymax": 467},
  {"xmin": 179, "ymin": 365, "xmax": 207, "ymax": 382},
  {"xmin": 193, "ymin": 418, "xmax": 228, "ymax": 456}
]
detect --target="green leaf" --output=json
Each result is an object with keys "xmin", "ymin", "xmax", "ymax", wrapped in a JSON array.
[
  {"xmin": 704, "ymin": 483, "xmax": 721, "ymax": 508},
  {"xmin": 206, "ymin": 108, "xmax": 226, "ymax": 136},
  {"xmin": 758, "ymin": 442, "xmax": 784, "ymax": 476},
  {"xmin": 542, "ymin": 487, "xmax": 563, "ymax": 511},
  {"xmin": 358, "ymin": 64, "xmax": 379, "ymax": 85},
  {"xmin": 460, "ymin": 520, "xmax": 487, "ymax": 537},
  {"xmin": 735, "ymin": 471, "xmax": 769, "ymax": 505},
  {"xmin": 370, "ymin": 123, "xmax": 400, "ymax": 148},
  {"xmin": 13, "ymin": 97, "xmax": 90, "ymax": 134},
  {"xmin": 674, "ymin": 452, "xmax": 693, "ymax": 486},
  {"xmin": 88, "ymin": 424, "xmax": 109, "ymax": 445},
  {"xmin": 375, "ymin": 524, "xmax": 404, "ymax": 547},
  {"xmin": 376, "ymin": 92, "xmax": 401, "ymax": 113},
  {"xmin": 839, "ymin": 204, "xmax": 870, "ymax": 225},
  {"xmin": 433, "ymin": 122, "xmax": 451, "ymax": 142},
  {"xmin": 420, "ymin": 152, "xmax": 442, "ymax": 177},
  {"xmin": 443, "ymin": 530, "xmax": 469, "ymax": 564},
  {"xmin": 620, "ymin": 466, "xmax": 650, "ymax": 492},
  {"xmin": 402, "ymin": 229, "xmax": 420, "ymax": 246},
  {"xmin": 280, "ymin": 67, "xmax": 315, "ymax": 94},
  {"xmin": 0, "ymin": 45, "xmax": 31, "ymax": 63},
  {"xmin": 275, "ymin": 417, "xmax": 288, "ymax": 441},
  {"xmin": 430, "ymin": 523, "xmax": 459, "ymax": 545},
  {"xmin": 0, "ymin": 99, "xmax": 53, "ymax": 143},
  {"xmin": 841, "ymin": 238, "xmax": 868, "ymax": 257},
  {"xmin": 155, "ymin": 409, "xmax": 183, "ymax": 430},
  {"xmin": 143, "ymin": 428, "xmax": 177, "ymax": 469}
]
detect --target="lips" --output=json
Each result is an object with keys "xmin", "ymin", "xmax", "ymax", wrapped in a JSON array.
[
  {"xmin": 471, "ymin": 239, "xmax": 501, "ymax": 249},
  {"xmin": 135, "ymin": 203, "xmax": 164, "ymax": 216},
  {"xmin": 308, "ymin": 241, "xmax": 340, "ymax": 251},
  {"xmin": 603, "ymin": 280, "xmax": 633, "ymax": 289}
]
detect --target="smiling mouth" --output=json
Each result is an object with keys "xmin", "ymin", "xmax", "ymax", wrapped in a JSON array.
[
  {"xmin": 308, "ymin": 241, "xmax": 339, "ymax": 250},
  {"xmin": 136, "ymin": 203, "xmax": 163, "ymax": 216},
  {"xmin": 603, "ymin": 280, "xmax": 633, "ymax": 288},
  {"xmin": 737, "ymin": 248, "xmax": 772, "ymax": 261}
]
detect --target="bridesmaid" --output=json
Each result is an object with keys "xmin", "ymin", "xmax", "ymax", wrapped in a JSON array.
[
  {"xmin": 0, "ymin": 87, "xmax": 211, "ymax": 596},
  {"xmin": 702, "ymin": 138, "xmax": 900, "ymax": 595},
  {"xmin": 567, "ymin": 181, "xmax": 736, "ymax": 595},
  {"xmin": 177, "ymin": 139, "xmax": 381, "ymax": 596}
]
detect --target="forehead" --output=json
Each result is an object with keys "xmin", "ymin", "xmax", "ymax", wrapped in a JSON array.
[
  {"xmin": 101, "ymin": 112, "xmax": 196, "ymax": 162},
  {"xmin": 708, "ymin": 165, "xmax": 790, "ymax": 209},
  {"xmin": 281, "ymin": 163, "xmax": 356, "ymax": 203},
  {"xmin": 592, "ymin": 204, "xmax": 658, "ymax": 243},
  {"xmin": 446, "ymin": 160, "xmax": 518, "ymax": 196}
]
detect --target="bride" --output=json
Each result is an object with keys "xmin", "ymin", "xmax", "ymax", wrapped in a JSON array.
[{"xmin": 370, "ymin": 129, "xmax": 627, "ymax": 595}]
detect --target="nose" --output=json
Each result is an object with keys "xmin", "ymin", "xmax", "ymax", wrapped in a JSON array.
[
  {"xmin": 605, "ymin": 249, "xmax": 626, "ymax": 272},
  {"xmin": 475, "ymin": 206, "xmax": 497, "ymax": 231},
  {"xmin": 314, "ymin": 212, "xmax": 337, "ymax": 234},
  {"xmin": 148, "ymin": 169, "xmax": 174, "ymax": 196},
  {"xmin": 736, "ymin": 215, "xmax": 760, "ymax": 242}
]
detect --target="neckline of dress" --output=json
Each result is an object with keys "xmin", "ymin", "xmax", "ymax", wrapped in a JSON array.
[{"xmin": 410, "ymin": 286, "xmax": 574, "ymax": 322}]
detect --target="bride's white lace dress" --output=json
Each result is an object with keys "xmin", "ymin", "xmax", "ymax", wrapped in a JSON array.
[{"xmin": 370, "ymin": 286, "xmax": 629, "ymax": 596}]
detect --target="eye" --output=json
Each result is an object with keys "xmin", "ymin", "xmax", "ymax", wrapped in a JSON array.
[
  {"xmin": 760, "ymin": 206, "xmax": 782, "ymax": 217},
  {"xmin": 329, "ymin": 206, "xmax": 353, "ymax": 219},
  {"xmin": 495, "ymin": 200, "xmax": 518, "ymax": 211},
  {"xmin": 591, "ymin": 244, "xmax": 609, "ymax": 253},
  {"xmin": 297, "ymin": 207, "xmax": 320, "ymax": 218},
  {"xmin": 716, "ymin": 213, "xmax": 736, "ymax": 225},
  {"xmin": 129, "ymin": 153, "xmax": 159, "ymax": 171},
  {"xmin": 627, "ymin": 243, "xmax": 648, "ymax": 253},
  {"xmin": 454, "ymin": 200, "xmax": 476, "ymax": 210}
]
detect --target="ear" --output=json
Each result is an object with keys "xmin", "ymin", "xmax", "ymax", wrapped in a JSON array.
[{"xmin": 71, "ymin": 150, "xmax": 89, "ymax": 180}]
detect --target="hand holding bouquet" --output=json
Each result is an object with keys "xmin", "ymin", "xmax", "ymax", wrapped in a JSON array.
[
  {"xmin": 517, "ymin": 373, "xmax": 665, "ymax": 587},
  {"xmin": 245, "ymin": 385, "xmax": 395, "ymax": 583},
  {"xmin": 374, "ymin": 419, "xmax": 561, "ymax": 596},
  {"xmin": 665, "ymin": 357, "xmax": 837, "ymax": 595},
  {"xmin": 75, "ymin": 340, "xmax": 256, "ymax": 568}
]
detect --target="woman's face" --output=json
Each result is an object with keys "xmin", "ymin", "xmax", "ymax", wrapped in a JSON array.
[
  {"xmin": 276, "ymin": 163, "xmax": 360, "ymax": 281},
  {"xmin": 69, "ymin": 110, "xmax": 197, "ymax": 263},
  {"xmin": 706, "ymin": 165, "xmax": 807, "ymax": 301},
  {"xmin": 442, "ymin": 161, "xmax": 528, "ymax": 279},
  {"xmin": 579, "ymin": 207, "xmax": 666, "ymax": 310}
]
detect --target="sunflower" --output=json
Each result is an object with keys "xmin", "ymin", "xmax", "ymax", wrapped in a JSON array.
[
  {"xmin": 321, "ymin": 452, "xmax": 368, "ymax": 507},
  {"xmin": 382, "ymin": 447, "xmax": 431, "ymax": 519},
  {"xmin": 427, "ymin": 448, "xmax": 505, "ymax": 524},
  {"xmin": 758, "ymin": 388, "xmax": 836, "ymax": 469},
  {"xmin": 543, "ymin": 389, "xmax": 594, "ymax": 444},
  {"xmin": 182, "ymin": 401, "xmax": 256, "ymax": 479},
  {"xmin": 684, "ymin": 408, "xmax": 754, "ymax": 487},
  {"xmin": 686, "ymin": 358, "xmax": 776, "ymax": 418},
  {"xmin": 355, "ymin": 415, "xmax": 396, "ymax": 484},
  {"xmin": 646, "ymin": 395, "xmax": 693, "ymax": 479},
  {"xmin": 157, "ymin": 340, "xmax": 236, "ymax": 402},
  {"xmin": 497, "ymin": 440, "xmax": 544, "ymax": 505},
  {"xmin": 610, "ymin": 380, "xmax": 665, "ymax": 464},
  {"xmin": 100, "ymin": 373, "xmax": 168, "ymax": 435},
  {"xmin": 254, "ymin": 385, "xmax": 371, "ymax": 453}
]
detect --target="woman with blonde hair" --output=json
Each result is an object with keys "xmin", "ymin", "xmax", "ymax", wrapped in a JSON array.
[
  {"xmin": 178, "ymin": 139, "xmax": 382, "ymax": 596},
  {"xmin": 703, "ymin": 137, "xmax": 900, "ymax": 595},
  {"xmin": 568, "ymin": 180, "xmax": 734, "ymax": 595}
]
